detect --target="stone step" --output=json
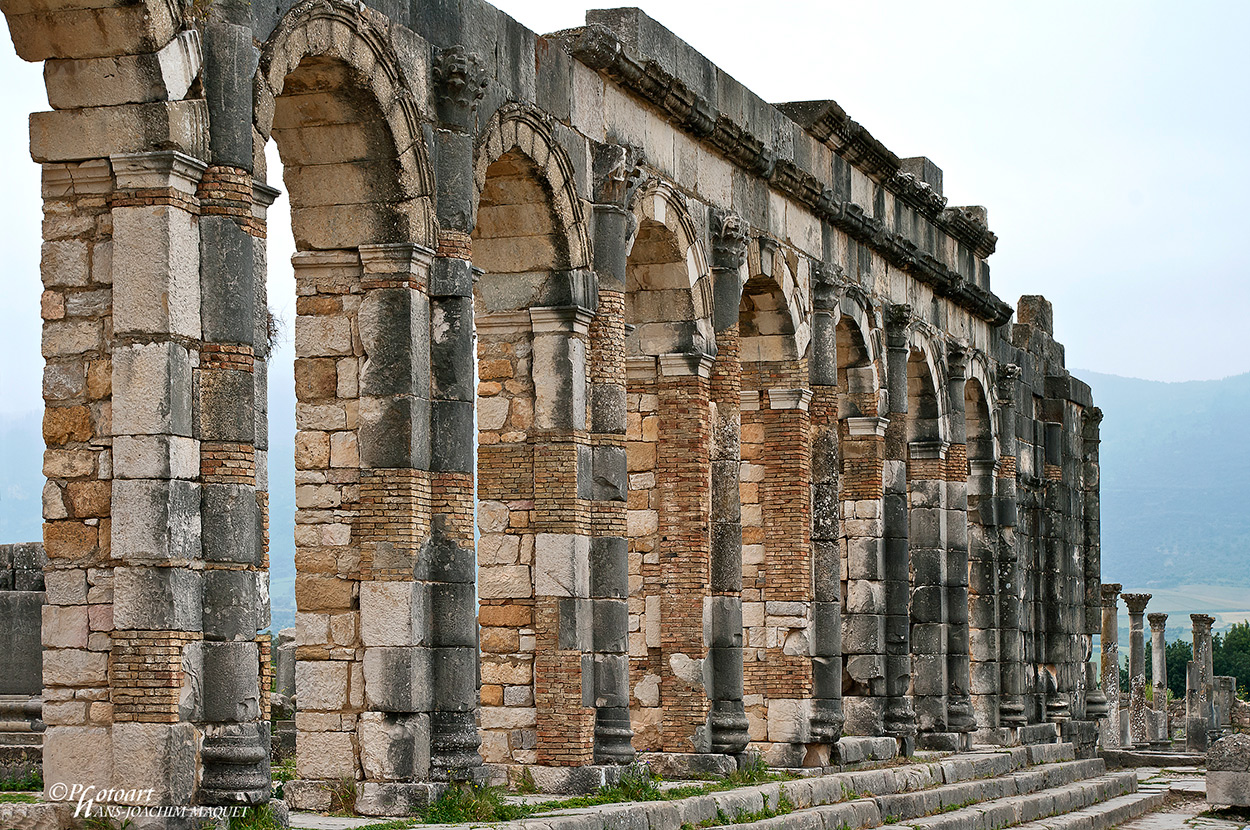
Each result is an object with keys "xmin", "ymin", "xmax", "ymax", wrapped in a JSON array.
[
  {"xmin": 1004, "ymin": 790, "xmax": 1168, "ymax": 830},
  {"xmin": 894, "ymin": 771, "xmax": 1137, "ymax": 830}
]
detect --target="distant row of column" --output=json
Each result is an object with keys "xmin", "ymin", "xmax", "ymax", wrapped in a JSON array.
[{"xmin": 1096, "ymin": 585, "xmax": 1229, "ymax": 752}]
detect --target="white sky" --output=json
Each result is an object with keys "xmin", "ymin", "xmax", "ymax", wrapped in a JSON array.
[{"xmin": 2, "ymin": 1, "xmax": 1248, "ymax": 417}]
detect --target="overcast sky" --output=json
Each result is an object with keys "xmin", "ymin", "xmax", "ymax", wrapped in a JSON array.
[{"xmin": 2, "ymin": 1, "xmax": 1248, "ymax": 418}]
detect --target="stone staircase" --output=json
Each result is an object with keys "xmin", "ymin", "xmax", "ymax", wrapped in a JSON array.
[{"xmin": 466, "ymin": 743, "xmax": 1167, "ymax": 830}]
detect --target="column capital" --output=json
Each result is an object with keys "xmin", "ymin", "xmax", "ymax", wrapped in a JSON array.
[
  {"xmin": 811, "ymin": 261, "xmax": 844, "ymax": 311},
  {"xmin": 1100, "ymin": 583, "xmax": 1122, "ymax": 606},
  {"xmin": 995, "ymin": 363, "xmax": 1020, "ymax": 406},
  {"xmin": 1121, "ymin": 592, "xmax": 1151, "ymax": 614},
  {"xmin": 432, "ymin": 45, "xmax": 488, "ymax": 129},
  {"xmin": 1191, "ymin": 613, "xmax": 1215, "ymax": 633},
  {"xmin": 1147, "ymin": 612, "xmax": 1168, "ymax": 631},
  {"xmin": 946, "ymin": 340, "xmax": 970, "ymax": 380},
  {"xmin": 885, "ymin": 303, "xmax": 912, "ymax": 348},
  {"xmin": 710, "ymin": 208, "xmax": 749, "ymax": 273},
  {"xmin": 592, "ymin": 142, "xmax": 645, "ymax": 208}
]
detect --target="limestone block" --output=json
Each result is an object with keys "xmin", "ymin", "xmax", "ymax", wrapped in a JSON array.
[
  {"xmin": 42, "ymin": 603, "xmax": 88, "ymax": 649},
  {"xmin": 363, "ymin": 647, "xmax": 433, "ymax": 712},
  {"xmin": 297, "ymin": 660, "xmax": 350, "ymax": 712},
  {"xmin": 43, "ymin": 648, "xmax": 108, "ymax": 686},
  {"xmin": 111, "ymin": 479, "xmax": 201, "ymax": 563},
  {"xmin": 30, "ymin": 100, "xmax": 207, "ymax": 163},
  {"xmin": 44, "ymin": 569, "xmax": 87, "ymax": 605},
  {"xmin": 359, "ymin": 581, "xmax": 428, "ymax": 648},
  {"xmin": 112, "ymin": 565, "xmax": 202, "ymax": 630},
  {"xmin": 44, "ymin": 30, "xmax": 201, "ymax": 109},
  {"xmin": 534, "ymin": 533, "xmax": 589, "ymax": 598},
  {"xmin": 295, "ymin": 314, "xmax": 354, "ymax": 357},
  {"xmin": 112, "ymin": 204, "xmax": 199, "ymax": 338},
  {"xmin": 202, "ymin": 483, "xmax": 261, "ymax": 565},
  {"xmin": 112, "ymin": 342, "xmax": 193, "ymax": 436},
  {"xmin": 113, "ymin": 435, "xmax": 198, "ymax": 480},
  {"xmin": 197, "ymin": 367, "xmax": 256, "ymax": 443},
  {"xmin": 478, "ymin": 565, "xmax": 531, "ymax": 599},
  {"xmin": 478, "ymin": 534, "xmax": 520, "ymax": 566},
  {"xmin": 112, "ymin": 722, "xmax": 196, "ymax": 803},
  {"xmin": 201, "ymin": 641, "xmax": 261, "ymax": 723},
  {"xmin": 477, "ymin": 395, "xmax": 509, "ymax": 431},
  {"xmin": 202, "ymin": 569, "xmax": 260, "ymax": 640},
  {"xmin": 0, "ymin": 592, "xmax": 45, "ymax": 695},
  {"xmin": 43, "ymin": 726, "xmax": 112, "ymax": 792},
  {"xmin": 297, "ymin": 729, "xmax": 357, "ymax": 780}
]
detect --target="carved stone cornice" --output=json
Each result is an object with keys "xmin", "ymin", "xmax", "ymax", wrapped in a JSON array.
[
  {"xmin": 710, "ymin": 208, "xmax": 749, "ymax": 273},
  {"xmin": 432, "ymin": 45, "xmax": 487, "ymax": 129},
  {"xmin": 557, "ymin": 26, "xmax": 1013, "ymax": 326}
]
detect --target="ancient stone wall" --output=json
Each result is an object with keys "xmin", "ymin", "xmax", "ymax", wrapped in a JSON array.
[{"xmin": 2, "ymin": 0, "xmax": 1103, "ymax": 812}]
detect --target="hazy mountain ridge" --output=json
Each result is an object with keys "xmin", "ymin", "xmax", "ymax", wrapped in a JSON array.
[{"xmin": 1078, "ymin": 370, "xmax": 1250, "ymax": 590}]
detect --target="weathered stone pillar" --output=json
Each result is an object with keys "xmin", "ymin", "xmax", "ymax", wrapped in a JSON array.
[
  {"xmin": 586, "ymin": 144, "xmax": 640, "ymax": 765},
  {"xmin": 883, "ymin": 305, "xmax": 916, "ymax": 752},
  {"xmin": 1187, "ymin": 613, "xmax": 1215, "ymax": 753},
  {"xmin": 943, "ymin": 344, "xmax": 975, "ymax": 745},
  {"xmin": 1121, "ymin": 592, "xmax": 1151, "ymax": 747},
  {"xmin": 1148, "ymin": 612, "xmax": 1169, "ymax": 746},
  {"xmin": 808, "ymin": 264, "xmax": 844, "ymax": 749},
  {"xmin": 1099, "ymin": 583, "xmax": 1122, "ymax": 749},
  {"xmin": 994, "ymin": 365, "xmax": 1027, "ymax": 728},
  {"xmin": 428, "ymin": 44, "xmax": 487, "ymax": 780},
  {"xmin": 1081, "ymin": 409, "xmax": 1107, "ymax": 725},
  {"xmin": 707, "ymin": 209, "xmax": 750, "ymax": 755}
]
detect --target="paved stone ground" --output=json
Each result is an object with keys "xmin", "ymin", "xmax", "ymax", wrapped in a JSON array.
[{"xmin": 1122, "ymin": 767, "xmax": 1248, "ymax": 830}]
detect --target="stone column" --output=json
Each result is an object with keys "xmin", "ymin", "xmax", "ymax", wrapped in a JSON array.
[
  {"xmin": 807, "ymin": 264, "xmax": 844, "ymax": 748},
  {"xmin": 428, "ymin": 44, "xmax": 488, "ymax": 780},
  {"xmin": 1187, "ymin": 613, "xmax": 1215, "ymax": 752},
  {"xmin": 1081, "ymin": 409, "xmax": 1107, "ymax": 725},
  {"xmin": 707, "ymin": 209, "xmax": 750, "ymax": 755},
  {"xmin": 994, "ymin": 365, "xmax": 1027, "ymax": 728},
  {"xmin": 1099, "ymin": 583, "xmax": 1122, "ymax": 749},
  {"xmin": 586, "ymin": 144, "xmax": 641, "ymax": 764},
  {"xmin": 1148, "ymin": 612, "xmax": 1168, "ymax": 746},
  {"xmin": 882, "ymin": 305, "xmax": 916, "ymax": 752},
  {"xmin": 943, "ymin": 344, "xmax": 975, "ymax": 745},
  {"xmin": 1121, "ymin": 592, "xmax": 1151, "ymax": 747}
]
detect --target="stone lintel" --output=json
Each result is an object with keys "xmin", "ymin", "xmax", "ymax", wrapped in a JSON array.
[
  {"xmin": 475, "ymin": 310, "xmax": 531, "ymax": 335},
  {"xmin": 530, "ymin": 306, "xmax": 594, "ymax": 335},
  {"xmin": 291, "ymin": 249, "xmax": 362, "ymax": 279},
  {"xmin": 908, "ymin": 439, "xmax": 948, "ymax": 460},
  {"xmin": 111, "ymin": 150, "xmax": 208, "ymax": 194},
  {"xmin": 766, "ymin": 388, "xmax": 812, "ymax": 411},
  {"xmin": 846, "ymin": 416, "xmax": 889, "ymax": 437},
  {"xmin": 657, "ymin": 352, "xmax": 713, "ymax": 379},
  {"xmin": 42, "ymin": 158, "xmax": 114, "ymax": 198},
  {"xmin": 251, "ymin": 180, "xmax": 281, "ymax": 213},
  {"xmin": 360, "ymin": 242, "xmax": 435, "ymax": 277}
]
